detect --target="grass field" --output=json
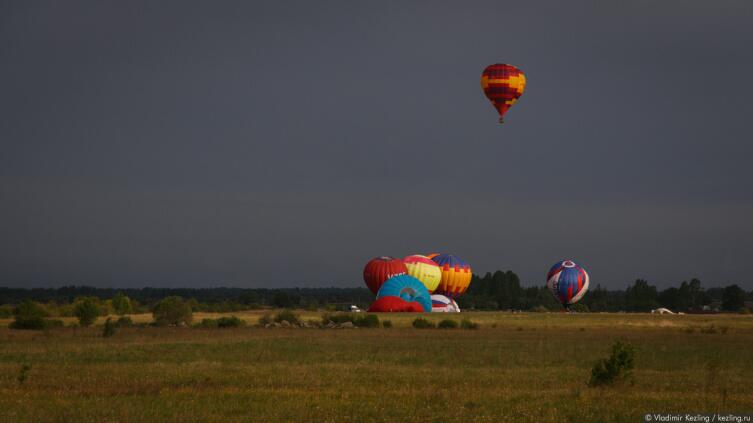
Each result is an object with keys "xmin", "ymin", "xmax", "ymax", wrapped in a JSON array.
[{"xmin": 1, "ymin": 312, "xmax": 752, "ymax": 422}]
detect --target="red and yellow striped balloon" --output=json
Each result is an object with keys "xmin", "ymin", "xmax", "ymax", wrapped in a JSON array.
[{"xmin": 481, "ymin": 63, "xmax": 526, "ymax": 123}]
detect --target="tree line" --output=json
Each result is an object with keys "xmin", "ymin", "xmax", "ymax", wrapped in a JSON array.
[{"xmin": 1, "ymin": 272, "xmax": 751, "ymax": 315}]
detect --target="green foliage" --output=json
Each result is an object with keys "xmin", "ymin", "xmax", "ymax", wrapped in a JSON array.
[
  {"xmin": 438, "ymin": 319, "xmax": 458, "ymax": 329},
  {"xmin": 530, "ymin": 305, "xmax": 550, "ymax": 313},
  {"xmin": 354, "ymin": 314, "xmax": 380, "ymax": 328},
  {"xmin": 624, "ymin": 279, "xmax": 659, "ymax": 312},
  {"xmin": 722, "ymin": 284, "xmax": 746, "ymax": 311},
  {"xmin": 116, "ymin": 316, "xmax": 133, "ymax": 327},
  {"xmin": 111, "ymin": 292, "xmax": 133, "ymax": 315},
  {"xmin": 258, "ymin": 313, "xmax": 273, "ymax": 326},
  {"xmin": 569, "ymin": 303, "xmax": 590, "ymax": 313},
  {"xmin": 102, "ymin": 318, "xmax": 117, "ymax": 338},
  {"xmin": 381, "ymin": 320, "xmax": 393, "ymax": 328},
  {"xmin": 412, "ymin": 318, "xmax": 435, "ymax": 329},
  {"xmin": 10, "ymin": 300, "xmax": 54, "ymax": 330},
  {"xmin": 74, "ymin": 297, "xmax": 101, "ymax": 327},
  {"xmin": 0, "ymin": 304, "xmax": 13, "ymax": 318},
  {"xmin": 45, "ymin": 319, "xmax": 64, "ymax": 328},
  {"xmin": 217, "ymin": 316, "xmax": 245, "ymax": 328},
  {"xmin": 152, "ymin": 296, "xmax": 193, "ymax": 326},
  {"xmin": 460, "ymin": 319, "xmax": 479, "ymax": 330},
  {"xmin": 321, "ymin": 313, "xmax": 355, "ymax": 325},
  {"xmin": 589, "ymin": 341, "xmax": 636, "ymax": 387},
  {"xmin": 17, "ymin": 364, "xmax": 31, "ymax": 385},
  {"xmin": 274, "ymin": 310, "xmax": 299, "ymax": 324}
]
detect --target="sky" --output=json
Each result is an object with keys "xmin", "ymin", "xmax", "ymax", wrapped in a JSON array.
[{"xmin": 1, "ymin": 1, "xmax": 752, "ymax": 289}]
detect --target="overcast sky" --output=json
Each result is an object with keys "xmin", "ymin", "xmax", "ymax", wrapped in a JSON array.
[{"xmin": 1, "ymin": 1, "xmax": 752, "ymax": 289}]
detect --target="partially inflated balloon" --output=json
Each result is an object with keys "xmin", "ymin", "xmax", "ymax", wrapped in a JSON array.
[
  {"xmin": 431, "ymin": 254, "xmax": 472, "ymax": 298},
  {"xmin": 425, "ymin": 253, "xmax": 440, "ymax": 260},
  {"xmin": 403, "ymin": 255, "xmax": 442, "ymax": 293},
  {"xmin": 363, "ymin": 256, "xmax": 408, "ymax": 295},
  {"xmin": 368, "ymin": 296, "xmax": 424, "ymax": 312},
  {"xmin": 546, "ymin": 260, "xmax": 590, "ymax": 307},
  {"xmin": 481, "ymin": 64, "xmax": 526, "ymax": 123},
  {"xmin": 431, "ymin": 294, "xmax": 460, "ymax": 313},
  {"xmin": 376, "ymin": 275, "xmax": 432, "ymax": 312}
]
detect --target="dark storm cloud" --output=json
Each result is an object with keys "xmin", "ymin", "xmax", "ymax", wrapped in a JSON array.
[{"xmin": 1, "ymin": 1, "xmax": 752, "ymax": 288}]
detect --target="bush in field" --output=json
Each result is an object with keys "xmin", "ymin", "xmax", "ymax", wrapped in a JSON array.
[
  {"xmin": 275, "ymin": 310, "xmax": 300, "ymax": 324},
  {"xmin": 196, "ymin": 318, "xmax": 218, "ymax": 328},
  {"xmin": 354, "ymin": 314, "xmax": 380, "ymax": 328},
  {"xmin": 530, "ymin": 305, "xmax": 550, "ymax": 313},
  {"xmin": 217, "ymin": 316, "xmax": 245, "ymax": 328},
  {"xmin": 0, "ymin": 305, "xmax": 13, "ymax": 318},
  {"xmin": 589, "ymin": 341, "xmax": 636, "ymax": 387},
  {"xmin": 45, "ymin": 319, "xmax": 64, "ymax": 328},
  {"xmin": 152, "ymin": 296, "xmax": 193, "ymax": 326},
  {"xmin": 569, "ymin": 303, "xmax": 590, "ymax": 313},
  {"xmin": 412, "ymin": 318, "xmax": 435, "ymax": 329},
  {"xmin": 321, "ymin": 313, "xmax": 355, "ymax": 325},
  {"xmin": 382, "ymin": 320, "xmax": 393, "ymax": 328},
  {"xmin": 74, "ymin": 297, "xmax": 101, "ymax": 327},
  {"xmin": 258, "ymin": 313, "xmax": 273, "ymax": 326},
  {"xmin": 460, "ymin": 319, "xmax": 479, "ymax": 330},
  {"xmin": 17, "ymin": 364, "xmax": 31, "ymax": 385},
  {"xmin": 111, "ymin": 292, "xmax": 133, "ymax": 315},
  {"xmin": 102, "ymin": 318, "xmax": 116, "ymax": 338},
  {"xmin": 10, "ymin": 300, "xmax": 49, "ymax": 330},
  {"xmin": 116, "ymin": 316, "xmax": 133, "ymax": 327},
  {"xmin": 438, "ymin": 319, "xmax": 458, "ymax": 329}
]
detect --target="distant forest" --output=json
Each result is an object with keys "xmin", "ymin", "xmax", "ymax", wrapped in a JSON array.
[{"xmin": 1, "ymin": 271, "xmax": 751, "ymax": 314}]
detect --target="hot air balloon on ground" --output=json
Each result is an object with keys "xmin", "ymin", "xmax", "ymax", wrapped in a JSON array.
[
  {"xmin": 431, "ymin": 294, "xmax": 460, "ymax": 313},
  {"xmin": 363, "ymin": 256, "xmax": 408, "ymax": 295},
  {"xmin": 481, "ymin": 63, "xmax": 526, "ymax": 123},
  {"xmin": 368, "ymin": 296, "xmax": 425, "ymax": 312},
  {"xmin": 431, "ymin": 254, "xmax": 472, "ymax": 298},
  {"xmin": 375, "ymin": 274, "xmax": 432, "ymax": 312},
  {"xmin": 546, "ymin": 260, "xmax": 590, "ymax": 309},
  {"xmin": 403, "ymin": 255, "xmax": 442, "ymax": 293}
]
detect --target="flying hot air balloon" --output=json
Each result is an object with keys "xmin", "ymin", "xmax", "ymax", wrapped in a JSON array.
[
  {"xmin": 431, "ymin": 254, "xmax": 472, "ymax": 298},
  {"xmin": 363, "ymin": 256, "xmax": 408, "ymax": 295},
  {"xmin": 481, "ymin": 63, "xmax": 526, "ymax": 123},
  {"xmin": 546, "ymin": 260, "xmax": 590, "ymax": 309},
  {"xmin": 403, "ymin": 255, "xmax": 442, "ymax": 293}
]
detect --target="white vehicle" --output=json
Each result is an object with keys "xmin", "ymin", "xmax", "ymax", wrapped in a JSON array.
[{"xmin": 348, "ymin": 305, "xmax": 362, "ymax": 313}]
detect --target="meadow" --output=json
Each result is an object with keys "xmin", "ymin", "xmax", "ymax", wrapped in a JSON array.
[{"xmin": 1, "ymin": 312, "xmax": 752, "ymax": 422}]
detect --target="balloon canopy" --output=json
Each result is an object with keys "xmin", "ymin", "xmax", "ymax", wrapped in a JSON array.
[
  {"xmin": 403, "ymin": 255, "xmax": 441, "ymax": 293},
  {"xmin": 481, "ymin": 63, "xmax": 526, "ymax": 123},
  {"xmin": 368, "ymin": 296, "xmax": 425, "ymax": 312},
  {"xmin": 376, "ymin": 274, "xmax": 432, "ymax": 312},
  {"xmin": 431, "ymin": 294, "xmax": 460, "ymax": 313},
  {"xmin": 363, "ymin": 256, "xmax": 408, "ymax": 295},
  {"xmin": 431, "ymin": 254, "xmax": 472, "ymax": 298},
  {"xmin": 546, "ymin": 260, "xmax": 590, "ymax": 307}
]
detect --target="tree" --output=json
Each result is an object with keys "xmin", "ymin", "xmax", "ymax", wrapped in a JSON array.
[
  {"xmin": 152, "ymin": 296, "xmax": 193, "ymax": 326},
  {"xmin": 722, "ymin": 285, "xmax": 746, "ymax": 312},
  {"xmin": 111, "ymin": 292, "xmax": 133, "ymax": 315},
  {"xmin": 10, "ymin": 300, "xmax": 49, "ymax": 330},
  {"xmin": 624, "ymin": 279, "xmax": 659, "ymax": 312},
  {"xmin": 74, "ymin": 297, "xmax": 101, "ymax": 327}
]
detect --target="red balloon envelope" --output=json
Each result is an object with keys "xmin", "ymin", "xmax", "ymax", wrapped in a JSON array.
[
  {"xmin": 367, "ymin": 296, "xmax": 425, "ymax": 312},
  {"xmin": 363, "ymin": 256, "xmax": 408, "ymax": 295}
]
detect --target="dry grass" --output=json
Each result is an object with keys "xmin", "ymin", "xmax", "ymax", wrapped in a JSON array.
[{"xmin": 0, "ymin": 312, "xmax": 751, "ymax": 422}]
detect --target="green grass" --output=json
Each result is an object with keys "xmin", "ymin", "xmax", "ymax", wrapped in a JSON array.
[{"xmin": 0, "ymin": 312, "xmax": 752, "ymax": 422}]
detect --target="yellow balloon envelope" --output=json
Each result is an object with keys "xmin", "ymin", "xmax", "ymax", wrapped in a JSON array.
[{"xmin": 403, "ymin": 255, "xmax": 442, "ymax": 293}]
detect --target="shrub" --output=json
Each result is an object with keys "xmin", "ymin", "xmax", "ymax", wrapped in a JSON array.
[
  {"xmin": 217, "ymin": 316, "xmax": 245, "ymax": 328},
  {"xmin": 589, "ymin": 341, "xmax": 636, "ymax": 387},
  {"xmin": 196, "ymin": 318, "xmax": 219, "ymax": 328},
  {"xmin": 354, "ymin": 314, "xmax": 380, "ymax": 328},
  {"xmin": 116, "ymin": 316, "xmax": 133, "ymax": 327},
  {"xmin": 275, "ymin": 310, "xmax": 300, "ymax": 324},
  {"xmin": 17, "ymin": 364, "xmax": 31, "ymax": 385},
  {"xmin": 10, "ymin": 316, "xmax": 47, "ymax": 330},
  {"xmin": 438, "ymin": 319, "xmax": 458, "ymax": 329},
  {"xmin": 530, "ymin": 305, "xmax": 550, "ymax": 313},
  {"xmin": 152, "ymin": 296, "xmax": 193, "ymax": 326},
  {"xmin": 258, "ymin": 313, "xmax": 273, "ymax": 326},
  {"xmin": 382, "ymin": 320, "xmax": 393, "ymax": 328},
  {"xmin": 412, "ymin": 318, "xmax": 435, "ymax": 329},
  {"xmin": 45, "ymin": 319, "xmax": 64, "ymax": 328},
  {"xmin": 0, "ymin": 305, "xmax": 13, "ymax": 318},
  {"xmin": 321, "ymin": 313, "xmax": 355, "ymax": 325},
  {"xmin": 569, "ymin": 303, "xmax": 590, "ymax": 313},
  {"xmin": 74, "ymin": 297, "xmax": 101, "ymax": 327},
  {"xmin": 111, "ymin": 292, "xmax": 133, "ymax": 315},
  {"xmin": 102, "ymin": 318, "xmax": 116, "ymax": 338},
  {"xmin": 460, "ymin": 319, "xmax": 479, "ymax": 330},
  {"xmin": 700, "ymin": 325, "xmax": 718, "ymax": 334}
]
